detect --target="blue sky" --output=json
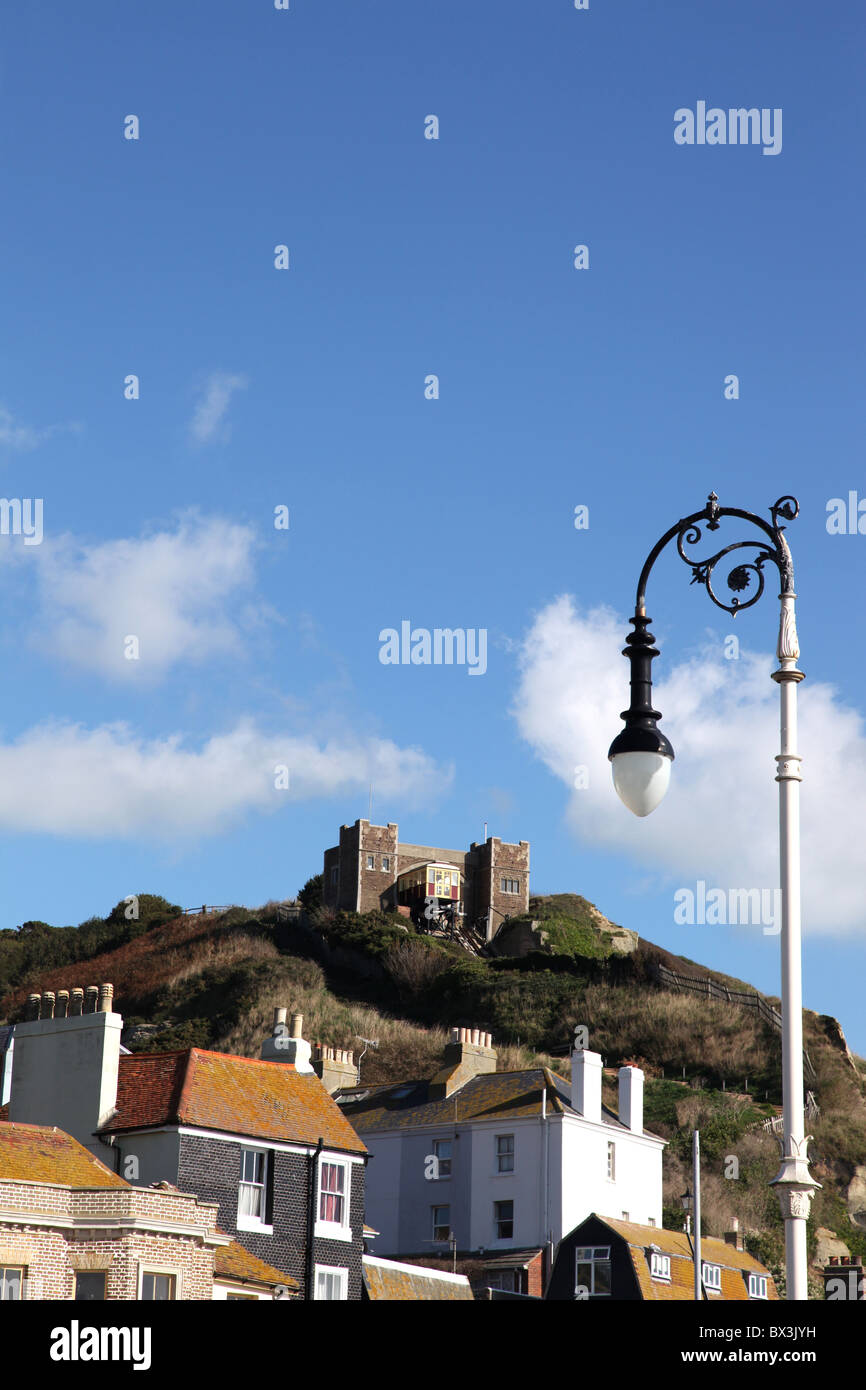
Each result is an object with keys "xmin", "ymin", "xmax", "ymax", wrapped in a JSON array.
[{"xmin": 1, "ymin": 1, "xmax": 865, "ymax": 1054}]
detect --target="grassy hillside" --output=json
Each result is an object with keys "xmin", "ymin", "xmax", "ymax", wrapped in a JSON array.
[{"xmin": 2, "ymin": 891, "xmax": 865, "ymax": 1296}]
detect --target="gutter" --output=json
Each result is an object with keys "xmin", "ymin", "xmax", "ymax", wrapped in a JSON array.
[{"xmin": 97, "ymin": 1131, "xmax": 123, "ymax": 1175}]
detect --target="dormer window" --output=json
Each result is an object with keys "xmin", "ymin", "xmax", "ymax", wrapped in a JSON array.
[
  {"xmin": 702, "ymin": 1262, "xmax": 722, "ymax": 1292},
  {"xmin": 748, "ymin": 1273, "xmax": 768, "ymax": 1300},
  {"xmin": 650, "ymin": 1252, "xmax": 671, "ymax": 1282}
]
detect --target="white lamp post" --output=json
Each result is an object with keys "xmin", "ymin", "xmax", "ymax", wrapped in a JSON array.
[{"xmin": 608, "ymin": 493, "xmax": 819, "ymax": 1300}]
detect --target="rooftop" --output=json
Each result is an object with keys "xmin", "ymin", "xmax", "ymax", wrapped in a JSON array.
[
  {"xmin": 98, "ymin": 1048, "xmax": 367, "ymax": 1153},
  {"xmin": 362, "ymin": 1255, "xmax": 474, "ymax": 1301},
  {"xmin": 598, "ymin": 1216, "xmax": 778, "ymax": 1302},
  {"xmin": 214, "ymin": 1239, "xmax": 299, "ymax": 1291},
  {"xmin": 337, "ymin": 1067, "xmax": 660, "ymax": 1136},
  {"xmin": 0, "ymin": 1121, "xmax": 128, "ymax": 1188}
]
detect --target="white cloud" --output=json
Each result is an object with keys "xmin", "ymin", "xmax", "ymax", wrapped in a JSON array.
[
  {"xmin": 0, "ymin": 719, "xmax": 449, "ymax": 840},
  {"xmin": 512, "ymin": 596, "xmax": 866, "ymax": 937},
  {"xmin": 0, "ymin": 405, "xmax": 80, "ymax": 452},
  {"xmin": 189, "ymin": 371, "xmax": 248, "ymax": 445},
  {"xmin": 33, "ymin": 515, "xmax": 259, "ymax": 679}
]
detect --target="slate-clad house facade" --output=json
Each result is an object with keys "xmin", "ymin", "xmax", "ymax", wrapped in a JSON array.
[{"xmin": 96, "ymin": 1048, "xmax": 368, "ymax": 1300}]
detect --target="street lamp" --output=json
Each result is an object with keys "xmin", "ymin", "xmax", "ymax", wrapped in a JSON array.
[
  {"xmin": 678, "ymin": 1132, "xmax": 703, "ymax": 1299},
  {"xmin": 608, "ymin": 492, "xmax": 819, "ymax": 1300}
]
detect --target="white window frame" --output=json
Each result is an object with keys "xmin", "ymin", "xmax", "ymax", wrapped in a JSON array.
[
  {"xmin": 314, "ymin": 1154, "xmax": 352, "ymax": 1242},
  {"xmin": 433, "ymin": 1138, "xmax": 452, "ymax": 1179},
  {"xmin": 0, "ymin": 1266, "xmax": 24, "ymax": 1301},
  {"xmin": 431, "ymin": 1204, "xmax": 451, "ymax": 1243},
  {"xmin": 139, "ymin": 1265, "xmax": 182, "ymax": 1300},
  {"xmin": 748, "ymin": 1273, "xmax": 768, "ymax": 1300},
  {"xmin": 702, "ymin": 1262, "xmax": 722, "ymax": 1293},
  {"xmin": 650, "ymin": 1252, "xmax": 671, "ymax": 1282},
  {"xmin": 606, "ymin": 1141, "xmax": 616, "ymax": 1181},
  {"xmin": 495, "ymin": 1133, "xmax": 515, "ymax": 1174},
  {"xmin": 237, "ymin": 1147, "xmax": 272, "ymax": 1233},
  {"xmin": 575, "ymin": 1245, "xmax": 611, "ymax": 1297},
  {"xmin": 314, "ymin": 1264, "xmax": 348, "ymax": 1301},
  {"xmin": 648, "ymin": 1218, "xmax": 656, "ymax": 1227}
]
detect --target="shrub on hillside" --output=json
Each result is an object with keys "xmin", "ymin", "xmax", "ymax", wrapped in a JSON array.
[
  {"xmin": 298, "ymin": 873, "xmax": 323, "ymax": 912},
  {"xmin": 106, "ymin": 894, "xmax": 183, "ymax": 935},
  {"xmin": 383, "ymin": 941, "xmax": 452, "ymax": 997}
]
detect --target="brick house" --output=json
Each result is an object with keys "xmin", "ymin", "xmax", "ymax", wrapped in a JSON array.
[
  {"xmin": 0, "ymin": 1120, "xmax": 296, "ymax": 1300},
  {"xmin": 322, "ymin": 819, "xmax": 530, "ymax": 937},
  {"xmin": 6, "ymin": 985, "xmax": 367, "ymax": 1300}
]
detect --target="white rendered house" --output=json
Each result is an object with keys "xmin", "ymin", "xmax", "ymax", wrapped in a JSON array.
[{"xmin": 334, "ymin": 1031, "xmax": 665, "ymax": 1283}]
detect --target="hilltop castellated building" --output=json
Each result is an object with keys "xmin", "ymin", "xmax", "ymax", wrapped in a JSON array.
[{"xmin": 322, "ymin": 820, "xmax": 529, "ymax": 939}]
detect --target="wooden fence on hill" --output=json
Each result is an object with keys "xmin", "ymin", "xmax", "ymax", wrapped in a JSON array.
[{"xmin": 655, "ymin": 962, "xmax": 817, "ymax": 1083}]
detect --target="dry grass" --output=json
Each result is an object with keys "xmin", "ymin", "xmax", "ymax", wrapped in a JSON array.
[{"xmin": 572, "ymin": 983, "xmax": 778, "ymax": 1089}]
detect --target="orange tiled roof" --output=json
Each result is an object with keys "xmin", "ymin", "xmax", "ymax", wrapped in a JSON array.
[
  {"xmin": 214, "ymin": 1239, "xmax": 299, "ymax": 1290},
  {"xmin": 0, "ymin": 1121, "xmax": 129, "ymax": 1188},
  {"xmin": 99, "ymin": 1049, "xmax": 366, "ymax": 1153},
  {"xmin": 363, "ymin": 1255, "xmax": 474, "ymax": 1301},
  {"xmin": 600, "ymin": 1217, "xmax": 779, "ymax": 1302}
]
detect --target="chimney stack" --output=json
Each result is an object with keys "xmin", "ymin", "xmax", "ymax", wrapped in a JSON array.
[
  {"xmin": 314, "ymin": 1044, "xmax": 358, "ymax": 1094},
  {"xmin": 723, "ymin": 1218, "xmax": 744, "ymax": 1251},
  {"xmin": 8, "ymin": 982, "xmax": 122, "ymax": 1161},
  {"xmin": 429, "ymin": 1026, "xmax": 496, "ymax": 1099},
  {"xmin": 260, "ymin": 1007, "xmax": 313, "ymax": 1073},
  {"xmin": 571, "ymin": 1048, "xmax": 603, "ymax": 1124},
  {"xmin": 824, "ymin": 1255, "xmax": 865, "ymax": 1301},
  {"xmin": 617, "ymin": 1064, "xmax": 644, "ymax": 1133}
]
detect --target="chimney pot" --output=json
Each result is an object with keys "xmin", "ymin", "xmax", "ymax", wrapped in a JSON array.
[
  {"xmin": 70, "ymin": 988, "xmax": 84, "ymax": 1017},
  {"xmin": 84, "ymin": 986, "xmax": 99, "ymax": 1015},
  {"xmin": 41, "ymin": 992, "xmax": 56, "ymax": 1019},
  {"xmin": 98, "ymin": 983, "xmax": 113, "ymax": 1014},
  {"xmin": 290, "ymin": 1013, "xmax": 303, "ymax": 1039},
  {"xmin": 26, "ymin": 994, "xmax": 41, "ymax": 1020},
  {"xmin": 450, "ymin": 1028, "xmax": 459, "ymax": 1043},
  {"xmin": 273, "ymin": 1007, "xmax": 287, "ymax": 1030},
  {"xmin": 56, "ymin": 990, "xmax": 70, "ymax": 1019}
]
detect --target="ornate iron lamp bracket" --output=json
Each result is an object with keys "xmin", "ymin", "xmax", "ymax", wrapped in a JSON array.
[{"xmin": 634, "ymin": 492, "xmax": 799, "ymax": 618}]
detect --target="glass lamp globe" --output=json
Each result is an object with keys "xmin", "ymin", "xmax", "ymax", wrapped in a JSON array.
[{"xmin": 611, "ymin": 749, "xmax": 672, "ymax": 817}]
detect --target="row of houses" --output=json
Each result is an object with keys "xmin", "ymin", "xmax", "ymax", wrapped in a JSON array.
[{"xmin": 0, "ymin": 978, "xmax": 853, "ymax": 1301}]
